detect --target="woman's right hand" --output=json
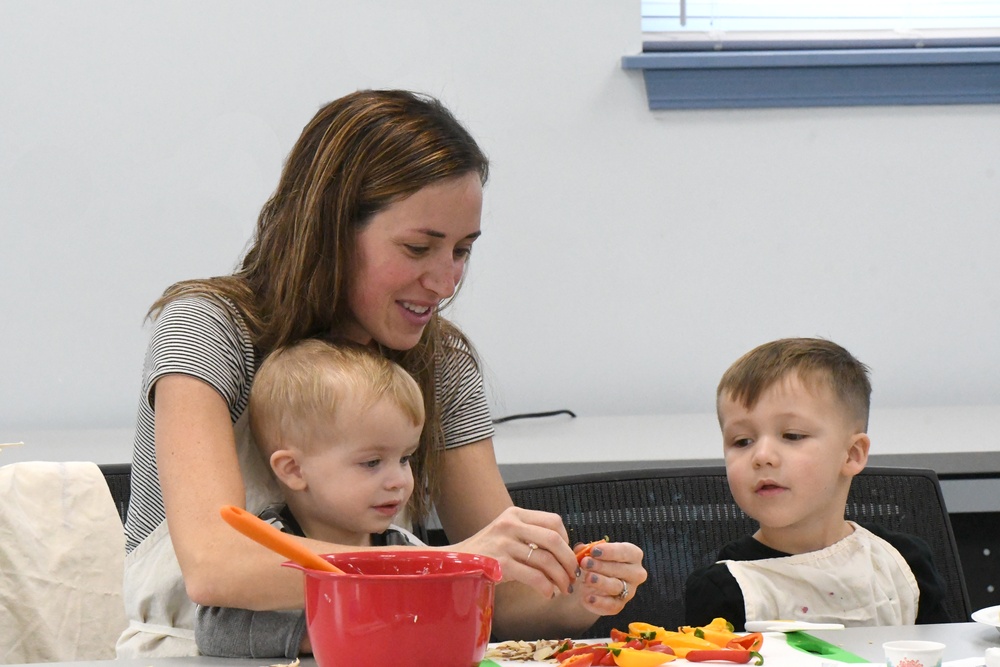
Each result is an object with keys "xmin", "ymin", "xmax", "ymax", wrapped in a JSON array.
[{"xmin": 453, "ymin": 505, "xmax": 579, "ymax": 598}]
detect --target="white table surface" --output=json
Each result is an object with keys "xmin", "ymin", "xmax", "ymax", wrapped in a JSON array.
[
  {"xmin": 480, "ymin": 623, "xmax": 1000, "ymax": 666},
  {"xmin": 809, "ymin": 621, "xmax": 999, "ymax": 663},
  {"xmin": 6, "ymin": 623, "xmax": 995, "ymax": 667}
]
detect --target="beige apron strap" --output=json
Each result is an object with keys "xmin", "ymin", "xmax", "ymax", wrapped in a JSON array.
[
  {"xmin": 234, "ymin": 409, "xmax": 282, "ymax": 513},
  {"xmin": 117, "ymin": 520, "xmax": 198, "ymax": 657},
  {"xmin": 118, "ymin": 411, "xmax": 282, "ymax": 658}
]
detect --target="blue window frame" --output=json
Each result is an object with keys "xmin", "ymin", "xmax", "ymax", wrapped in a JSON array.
[{"xmin": 624, "ymin": 2, "xmax": 1000, "ymax": 109}]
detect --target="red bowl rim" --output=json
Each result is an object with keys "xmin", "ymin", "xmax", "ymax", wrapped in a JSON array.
[{"xmin": 283, "ymin": 549, "xmax": 503, "ymax": 581}]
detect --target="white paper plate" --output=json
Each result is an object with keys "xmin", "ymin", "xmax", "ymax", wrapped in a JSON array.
[
  {"xmin": 744, "ymin": 620, "xmax": 845, "ymax": 633},
  {"xmin": 971, "ymin": 604, "xmax": 1000, "ymax": 634}
]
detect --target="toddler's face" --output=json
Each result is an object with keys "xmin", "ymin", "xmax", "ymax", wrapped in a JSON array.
[
  {"xmin": 293, "ymin": 396, "xmax": 422, "ymax": 545},
  {"xmin": 719, "ymin": 374, "xmax": 865, "ymax": 549}
]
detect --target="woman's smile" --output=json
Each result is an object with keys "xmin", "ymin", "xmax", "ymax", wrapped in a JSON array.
[{"xmin": 398, "ymin": 299, "xmax": 435, "ymax": 325}]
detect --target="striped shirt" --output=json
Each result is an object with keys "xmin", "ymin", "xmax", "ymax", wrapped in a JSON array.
[{"xmin": 125, "ymin": 295, "xmax": 494, "ymax": 553}]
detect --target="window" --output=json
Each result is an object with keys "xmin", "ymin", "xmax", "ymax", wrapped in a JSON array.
[
  {"xmin": 623, "ymin": 1, "xmax": 1000, "ymax": 109},
  {"xmin": 642, "ymin": 1, "xmax": 1000, "ymax": 33}
]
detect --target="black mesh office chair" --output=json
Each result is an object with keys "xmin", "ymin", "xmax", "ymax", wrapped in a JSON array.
[
  {"xmin": 506, "ymin": 466, "xmax": 970, "ymax": 638},
  {"xmin": 845, "ymin": 468, "xmax": 971, "ymax": 623},
  {"xmin": 98, "ymin": 462, "xmax": 132, "ymax": 525}
]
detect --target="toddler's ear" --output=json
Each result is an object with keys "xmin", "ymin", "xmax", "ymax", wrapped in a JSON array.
[
  {"xmin": 843, "ymin": 433, "xmax": 870, "ymax": 476},
  {"xmin": 270, "ymin": 449, "xmax": 307, "ymax": 491}
]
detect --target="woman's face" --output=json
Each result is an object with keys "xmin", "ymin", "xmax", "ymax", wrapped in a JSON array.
[{"xmin": 342, "ymin": 172, "xmax": 483, "ymax": 350}]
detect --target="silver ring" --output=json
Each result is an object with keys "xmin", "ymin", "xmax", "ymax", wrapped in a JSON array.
[
  {"xmin": 617, "ymin": 578, "xmax": 629, "ymax": 600},
  {"xmin": 526, "ymin": 542, "xmax": 538, "ymax": 561}
]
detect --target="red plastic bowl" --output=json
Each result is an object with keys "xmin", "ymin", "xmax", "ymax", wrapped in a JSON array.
[{"xmin": 284, "ymin": 550, "xmax": 502, "ymax": 667}]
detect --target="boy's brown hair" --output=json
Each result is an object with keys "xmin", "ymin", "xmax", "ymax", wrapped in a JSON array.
[
  {"xmin": 717, "ymin": 338, "xmax": 872, "ymax": 430},
  {"xmin": 250, "ymin": 339, "xmax": 425, "ymax": 459}
]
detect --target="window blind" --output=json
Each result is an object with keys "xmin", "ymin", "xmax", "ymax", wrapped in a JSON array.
[
  {"xmin": 628, "ymin": 1, "xmax": 1000, "ymax": 108},
  {"xmin": 642, "ymin": 1, "xmax": 1000, "ymax": 49}
]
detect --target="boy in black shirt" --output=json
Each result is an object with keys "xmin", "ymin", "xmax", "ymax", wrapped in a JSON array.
[{"xmin": 685, "ymin": 338, "xmax": 948, "ymax": 630}]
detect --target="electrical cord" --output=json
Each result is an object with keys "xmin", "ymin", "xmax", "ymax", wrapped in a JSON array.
[{"xmin": 492, "ymin": 409, "xmax": 576, "ymax": 425}]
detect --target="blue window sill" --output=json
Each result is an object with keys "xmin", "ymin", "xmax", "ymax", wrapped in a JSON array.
[{"xmin": 621, "ymin": 47, "xmax": 1000, "ymax": 109}]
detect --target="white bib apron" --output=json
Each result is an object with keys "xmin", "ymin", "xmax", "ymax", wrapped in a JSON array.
[{"xmin": 724, "ymin": 522, "xmax": 919, "ymax": 627}]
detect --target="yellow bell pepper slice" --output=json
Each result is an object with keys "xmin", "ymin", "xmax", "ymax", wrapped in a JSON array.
[
  {"xmin": 704, "ymin": 618, "xmax": 736, "ymax": 633},
  {"xmin": 678, "ymin": 617, "xmax": 739, "ymax": 647},
  {"xmin": 627, "ymin": 622, "xmax": 669, "ymax": 641},
  {"xmin": 612, "ymin": 648, "xmax": 676, "ymax": 667}
]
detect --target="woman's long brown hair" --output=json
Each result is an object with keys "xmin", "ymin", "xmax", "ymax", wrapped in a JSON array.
[{"xmin": 149, "ymin": 90, "xmax": 490, "ymax": 521}]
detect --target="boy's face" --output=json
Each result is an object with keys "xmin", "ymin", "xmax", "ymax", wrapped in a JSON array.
[
  {"xmin": 281, "ymin": 395, "xmax": 422, "ymax": 545},
  {"xmin": 719, "ymin": 373, "xmax": 868, "ymax": 552}
]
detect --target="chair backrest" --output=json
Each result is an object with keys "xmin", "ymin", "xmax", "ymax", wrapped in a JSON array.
[
  {"xmin": 845, "ymin": 467, "xmax": 971, "ymax": 622},
  {"xmin": 99, "ymin": 462, "xmax": 132, "ymax": 525},
  {"xmin": 506, "ymin": 465, "xmax": 970, "ymax": 637}
]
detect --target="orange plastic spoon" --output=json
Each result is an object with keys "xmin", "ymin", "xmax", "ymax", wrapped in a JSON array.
[{"xmin": 220, "ymin": 504, "xmax": 345, "ymax": 574}]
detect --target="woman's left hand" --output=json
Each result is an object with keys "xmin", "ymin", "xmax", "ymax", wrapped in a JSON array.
[{"xmin": 573, "ymin": 540, "xmax": 647, "ymax": 615}]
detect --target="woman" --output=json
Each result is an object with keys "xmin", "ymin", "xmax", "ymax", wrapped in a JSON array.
[{"xmin": 118, "ymin": 89, "xmax": 646, "ymax": 657}]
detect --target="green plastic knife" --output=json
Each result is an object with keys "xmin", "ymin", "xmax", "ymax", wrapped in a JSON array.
[{"xmin": 784, "ymin": 631, "xmax": 870, "ymax": 663}]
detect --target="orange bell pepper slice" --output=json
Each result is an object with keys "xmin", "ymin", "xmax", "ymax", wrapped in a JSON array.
[
  {"xmin": 727, "ymin": 632, "xmax": 764, "ymax": 652},
  {"xmin": 576, "ymin": 537, "xmax": 609, "ymax": 564},
  {"xmin": 653, "ymin": 633, "xmax": 719, "ymax": 658}
]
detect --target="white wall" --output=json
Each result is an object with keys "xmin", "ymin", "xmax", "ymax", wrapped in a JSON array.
[{"xmin": 3, "ymin": 2, "xmax": 1000, "ymax": 453}]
